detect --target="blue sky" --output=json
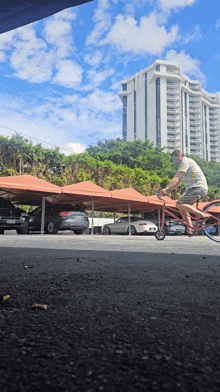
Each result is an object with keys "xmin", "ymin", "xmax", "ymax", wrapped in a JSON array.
[{"xmin": 0, "ymin": 0, "xmax": 220, "ymax": 155}]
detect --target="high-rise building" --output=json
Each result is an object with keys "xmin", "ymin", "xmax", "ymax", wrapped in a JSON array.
[{"xmin": 118, "ymin": 60, "xmax": 220, "ymax": 161}]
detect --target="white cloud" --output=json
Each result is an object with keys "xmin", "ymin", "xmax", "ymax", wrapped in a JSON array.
[
  {"xmin": 43, "ymin": 15, "xmax": 74, "ymax": 60},
  {"xmin": 216, "ymin": 19, "xmax": 220, "ymax": 28},
  {"xmin": 53, "ymin": 60, "xmax": 83, "ymax": 88},
  {"xmin": 8, "ymin": 25, "xmax": 54, "ymax": 83},
  {"xmin": 86, "ymin": 0, "xmax": 112, "ymax": 45},
  {"xmin": 84, "ymin": 51, "xmax": 103, "ymax": 66},
  {"xmin": 0, "ymin": 86, "xmax": 122, "ymax": 152},
  {"xmin": 0, "ymin": 51, "xmax": 6, "ymax": 62},
  {"xmin": 62, "ymin": 142, "xmax": 87, "ymax": 155},
  {"xmin": 182, "ymin": 25, "xmax": 202, "ymax": 44},
  {"xmin": 1, "ymin": 10, "xmax": 78, "ymax": 85},
  {"xmin": 0, "ymin": 30, "xmax": 16, "ymax": 52},
  {"xmin": 158, "ymin": 0, "xmax": 197, "ymax": 11},
  {"xmin": 99, "ymin": 13, "xmax": 179, "ymax": 55},
  {"xmin": 53, "ymin": 8, "xmax": 77, "ymax": 21},
  {"xmin": 87, "ymin": 68, "xmax": 115, "ymax": 84},
  {"xmin": 79, "ymin": 89, "xmax": 122, "ymax": 113},
  {"xmin": 165, "ymin": 49, "xmax": 205, "ymax": 84}
]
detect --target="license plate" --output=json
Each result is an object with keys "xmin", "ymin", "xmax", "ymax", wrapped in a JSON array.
[{"xmin": 7, "ymin": 219, "xmax": 16, "ymax": 224}]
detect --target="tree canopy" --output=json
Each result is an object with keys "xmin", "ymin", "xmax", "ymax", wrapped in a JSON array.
[{"xmin": 0, "ymin": 134, "xmax": 220, "ymax": 200}]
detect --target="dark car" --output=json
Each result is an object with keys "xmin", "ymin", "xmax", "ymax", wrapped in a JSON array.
[
  {"xmin": 28, "ymin": 203, "xmax": 89, "ymax": 234},
  {"xmin": 0, "ymin": 197, "xmax": 29, "ymax": 234}
]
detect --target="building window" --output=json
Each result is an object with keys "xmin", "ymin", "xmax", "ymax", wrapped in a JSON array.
[
  {"xmin": 156, "ymin": 64, "xmax": 160, "ymax": 72},
  {"xmin": 122, "ymin": 84, "xmax": 127, "ymax": 91},
  {"xmin": 156, "ymin": 77, "xmax": 161, "ymax": 147},
  {"xmin": 145, "ymin": 73, "xmax": 147, "ymax": 140},
  {"xmin": 184, "ymin": 92, "xmax": 187, "ymax": 116},
  {"xmin": 134, "ymin": 89, "xmax": 136, "ymax": 140},
  {"xmin": 122, "ymin": 95, "xmax": 127, "ymax": 141}
]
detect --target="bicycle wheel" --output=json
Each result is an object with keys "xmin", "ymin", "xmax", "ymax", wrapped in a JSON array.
[
  {"xmin": 202, "ymin": 200, "xmax": 220, "ymax": 243},
  {"xmin": 155, "ymin": 230, "xmax": 166, "ymax": 240}
]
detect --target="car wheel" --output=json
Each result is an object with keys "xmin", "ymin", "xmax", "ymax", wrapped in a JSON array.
[
  {"xmin": 128, "ymin": 225, "xmax": 137, "ymax": 235},
  {"xmin": 0, "ymin": 229, "xmax": 4, "ymax": 235},
  {"xmin": 45, "ymin": 221, "xmax": 58, "ymax": 234},
  {"xmin": 103, "ymin": 226, "xmax": 111, "ymax": 235},
  {"xmin": 17, "ymin": 228, "xmax": 29, "ymax": 234},
  {"xmin": 73, "ymin": 229, "xmax": 83, "ymax": 235}
]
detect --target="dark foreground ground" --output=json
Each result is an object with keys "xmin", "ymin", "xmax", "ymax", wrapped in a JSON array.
[{"xmin": 1, "ymin": 235, "xmax": 220, "ymax": 392}]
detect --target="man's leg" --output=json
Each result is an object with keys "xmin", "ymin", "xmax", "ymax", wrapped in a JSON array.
[
  {"xmin": 177, "ymin": 203, "xmax": 209, "ymax": 219},
  {"xmin": 178, "ymin": 209, "xmax": 193, "ymax": 234}
]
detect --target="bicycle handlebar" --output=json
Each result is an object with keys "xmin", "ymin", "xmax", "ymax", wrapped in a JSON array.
[
  {"xmin": 157, "ymin": 193, "xmax": 163, "ymax": 200},
  {"xmin": 157, "ymin": 193, "xmax": 166, "ymax": 204}
]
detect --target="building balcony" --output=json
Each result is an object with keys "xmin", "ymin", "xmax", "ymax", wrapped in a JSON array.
[
  {"xmin": 189, "ymin": 102, "xmax": 200, "ymax": 106},
  {"xmin": 167, "ymin": 120, "xmax": 180, "ymax": 127},
  {"xmin": 210, "ymin": 130, "xmax": 219, "ymax": 134},
  {"xmin": 190, "ymin": 146, "xmax": 202, "ymax": 152},
  {"xmin": 166, "ymin": 87, "xmax": 179, "ymax": 93},
  {"xmin": 189, "ymin": 127, "xmax": 201, "ymax": 132},
  {"xmin": 167, "ymin": 101, "xmax": 180, "ymax": 107},
  {"xmin": 189, "ymin": 96, "xmax": 201, "ymax": 101},
  {"xmin": 167, "ymin": 113, "xmax": 180, "ymax": 118},
  {"xmin": 189, "ymin": 84, "xmax": 200, "ymax": 90},
  {"xmin": 189, "ymin": 108, "xmax": 200, "ymax": 113},
  {"xmin": 167, "ymin": 82, "xmax": 179, "ymax": 87},
  {"xmin": 210, "ymin": 126, "xmax": 219, "ymax": 130},
  {"xmin": 189, "ymin": 114, "xmax": 200, "ymax": 119},
  {"xmin": 190, "ymin": 122, "xmax": 201, "ymax": 127},
  {"xmin": 166, "ymin": 68, "xmax": 181, "ymax": 75},
  {"xmin": 209, "ymin": 113, "xmax": 219, "ymax": 117}
]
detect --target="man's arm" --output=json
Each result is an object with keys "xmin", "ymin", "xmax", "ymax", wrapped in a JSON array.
[{"xmin": 161, "ymin": 171, "xmax": 183, "ymax": 195}]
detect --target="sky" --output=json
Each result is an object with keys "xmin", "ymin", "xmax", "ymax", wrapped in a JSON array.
[{"xmin": 0, "ymin": 0, "xmax": 220, "ymax": 155}]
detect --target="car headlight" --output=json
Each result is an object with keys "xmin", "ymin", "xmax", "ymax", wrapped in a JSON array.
[{"xmin": 20, "ymin": 217, "xmax": 26, "ymax": 222}]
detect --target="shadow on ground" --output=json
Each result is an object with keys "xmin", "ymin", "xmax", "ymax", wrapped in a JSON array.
[{"xmin": 1, "ymin": 247, "xmax": 220, "ymax": 392}]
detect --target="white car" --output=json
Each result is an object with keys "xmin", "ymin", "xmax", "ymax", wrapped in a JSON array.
[{"xmin": 102, "ymin": 216, "xmax": 158, "ymax": 235}]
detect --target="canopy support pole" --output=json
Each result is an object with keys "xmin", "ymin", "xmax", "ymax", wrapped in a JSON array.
[
  {"xmin": 128, "ymin": 203, "xmax": 131, "ymax": 236},
  {"xmin": 41, "ymin": 196, "xmax": 45, "ymax": 235},
  {"xmin": 158, "ymin": 208, "xmax": 160, "ymax": 229},
  {"xmin": 91, "ymin": 197, "xmax": 94, "ymax": 235},
  {"xmin": 113, "ymin": 212, "xmax": 116, "ymax": 222}
]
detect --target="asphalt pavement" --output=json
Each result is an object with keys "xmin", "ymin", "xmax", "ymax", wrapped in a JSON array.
[{"xmin": 1, "ymin": 234, "xmax": 220, "ymax": 392}]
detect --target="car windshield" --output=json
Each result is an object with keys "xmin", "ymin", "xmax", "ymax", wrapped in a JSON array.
[{"xmin": 0, "ymin": 198, "xmax": 13, "ymax": 209}]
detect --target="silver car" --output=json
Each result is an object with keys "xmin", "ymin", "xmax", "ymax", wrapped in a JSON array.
[
  {"xmin": 102, "ymin": 216, "xmax": 158, "ymax": 235},
  {"xmin": 160, "ymin": 219, "xmax": 185, "ymax": 235}
]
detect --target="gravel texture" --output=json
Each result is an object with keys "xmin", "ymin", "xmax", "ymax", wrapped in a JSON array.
[{"xmin": 1, "ymin": 235, "xmax": 220, "ymax": 391}]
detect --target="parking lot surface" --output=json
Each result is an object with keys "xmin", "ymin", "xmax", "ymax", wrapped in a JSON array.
[{"xmin": 1, "ymin": 234, "xmax": 220, "ymax": 391}]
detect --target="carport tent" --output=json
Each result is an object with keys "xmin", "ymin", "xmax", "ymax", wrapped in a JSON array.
[
  {"xmin": 81, "ymin": 187, "xmax": 155, "ymax": 235},
  {"xmin": 0, "ymin": 175, "xmax": 62, "ymax": 234},
  {"xmin": 61, "ymin": 181, "xmax": 113, "ymax": 234},
  {"xmin": 0, "ymin": 0, "xmax": 94, "ymax": 35},
  {"xmin": 0, "ymin": 175, "xmax": 61, "ymax": 205}
]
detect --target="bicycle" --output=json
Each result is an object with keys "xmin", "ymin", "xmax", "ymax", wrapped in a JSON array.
[{"xmin": 155, "ymin": 194, "xmax": 220, "ymax": 242}]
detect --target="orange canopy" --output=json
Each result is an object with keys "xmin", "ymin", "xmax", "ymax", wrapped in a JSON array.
[
  {"xmin": 61, "ymin": 181, "xmax": 111, "ymax": 197},
  {"xmin": 0, "ymin": 175, "xmax": 61, "ymax": 205},
  {"xmin": 145, "ymin": 195, "xmax": 177, "ymax": 208},
  {"xmin": 111, "ymin": 188, "xmax": 150, "ymax": 202},
  {"xmin": 60, "ymin": 181, "xmax": 112, "ymax": 208},
  {"xmin": 81, "ymin": 187, "xmax": 153, "ymax": 213}
]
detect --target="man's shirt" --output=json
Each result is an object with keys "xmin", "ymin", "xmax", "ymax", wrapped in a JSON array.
[{"xmin": 178, "ymin": 157, "xmax": 208, "ymax": 190}]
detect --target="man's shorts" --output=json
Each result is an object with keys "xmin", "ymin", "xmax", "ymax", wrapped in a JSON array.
[{"xmin": 177, "ymin": 187, "xmax": 208, "ymax": 206}]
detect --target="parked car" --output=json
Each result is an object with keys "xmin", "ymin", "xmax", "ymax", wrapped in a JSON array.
[
  {"xmin": 28, "ymin": 203, "xmax": 89, "ymax": 234},
  {"xmin": 0, "ymin": 197, "xmax": 28, "ymax": 234},
  {"xmin": 102, "ymin": 216, "xmax": 158, "ymax": 235},
  {"xmin": 157, "ymin": 219, "xmax": 185, "ymax": 235}
]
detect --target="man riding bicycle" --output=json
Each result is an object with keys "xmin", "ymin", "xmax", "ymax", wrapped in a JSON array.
[{"xmin": 161, "ymin": 150, "xmax": 210, "ymax": 236}]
